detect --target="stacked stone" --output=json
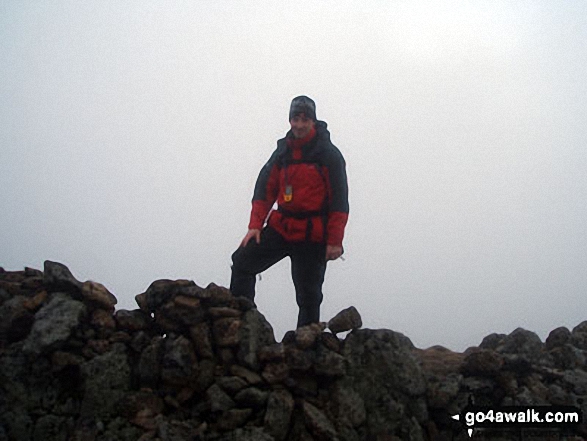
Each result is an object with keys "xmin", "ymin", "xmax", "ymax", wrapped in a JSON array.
[
  {"xmin": 2, "ymin": 261, "xmax": 586, "ymax": 440},
  {"xmin": 418, "ymin": 326, "xmax": 587, "ymax": 440}
]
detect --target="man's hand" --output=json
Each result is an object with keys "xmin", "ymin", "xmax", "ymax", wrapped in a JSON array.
[
  {"xmin": 240, "ymin": 229, "xmax": 261, "ymax": 247},
  {"xmin": 326, "ymin": 245, "xmax": 343, "ymax": 261}
]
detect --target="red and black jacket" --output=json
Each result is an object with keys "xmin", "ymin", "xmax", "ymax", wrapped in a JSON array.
[{"xmin": 248, "ymin": 120, "xmax": 349, "ymax": 246}]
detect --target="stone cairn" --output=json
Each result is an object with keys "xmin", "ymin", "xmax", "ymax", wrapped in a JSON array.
[{"xmin": 0, "ymin": 261, "xmax": 586, "ymax": 441}]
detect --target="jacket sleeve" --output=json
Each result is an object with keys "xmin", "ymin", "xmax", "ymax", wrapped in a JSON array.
[
  {"xmin": 248, "ymin": 148, "xmax": 281, "ymax": 230},
  {"xmin": 324, "ymin": 146, "xmax": 349, "ymax": 247}
]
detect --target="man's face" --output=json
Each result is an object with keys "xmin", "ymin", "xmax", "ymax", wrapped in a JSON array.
[{"xmin": 290, "ymin": 113, "xmax": 315, "ymax": 139}]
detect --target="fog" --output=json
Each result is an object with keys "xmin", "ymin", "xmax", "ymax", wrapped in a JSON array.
[{"xmin": 2, "ymin": 1, "xmax": 586, "ymax": 350}]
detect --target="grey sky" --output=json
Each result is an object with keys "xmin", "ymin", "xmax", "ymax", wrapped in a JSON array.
[{"xmin": 2, "ymin": 1, "xmax": 586, "ymax": 351}]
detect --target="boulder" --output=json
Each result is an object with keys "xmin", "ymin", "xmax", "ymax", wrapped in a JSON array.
[
  {"xmin": 43, "ymin": 261, "xmax": 83, "ymax": 294},
  {"xmin": 23, "ymin": 293, "xmax": 87, "ymax": 355},
  {"xmin": 81, "ymin": 281, "xmax": 117, "ymax": 311},
  {"xmin": 328, "ymin": 306, "xmax": 362, "ymax": 334}
]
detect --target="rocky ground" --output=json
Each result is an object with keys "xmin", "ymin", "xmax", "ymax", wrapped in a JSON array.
[{"xmin": 0, "ymin": 261, "xmax": 585, "ymax": 440}]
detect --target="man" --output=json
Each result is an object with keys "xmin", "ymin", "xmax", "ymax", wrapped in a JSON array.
[{"xmin": 230, "ymin": 96, "xmax": 349, "ymax": 328}]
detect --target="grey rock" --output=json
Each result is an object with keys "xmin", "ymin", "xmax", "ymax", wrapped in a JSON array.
[
  {"xmin": 314, "ymin": 345, "xmax": 346, "ymax": 377},
  {"xmin": 33, "ymin": 415, "xmax": 68, "ymax": 441},
  {"xmin": 80, "ymin": 343, "xmax": 131, "ymax": 419},
  {"xmin": 570, "ymin": 320, "xmax": 587, "ymax": 350},
  {"xmin": 23, "ymin": 293, "xmax": 87, "ymax": 355},
  {"xmin": 302, "ymin": 400, "xmax": 338, "ymax": 441},
  {"xmin": 264, "ymin": 389, "xmax": 294, "ymax": 441},
  {"xmin": 495, "ymin": 328, "xmax": 544, "ymax": 360},
  {"xmin": 235, "ymin": 308, "xmax": 276, "ymax": 370},
  {"xmin": 562, "ymin": 369, "xmax": 587, "ymax": 395},
  {"xmin": 213, "ymin": 427, "xmax": 275, "ymax": 441},
  {"xmin": 0, "ymin": 410, "xmax": 32, "ymax": 441},
  {"xmin": 216, "ymin": 376, "xmax": 249, "ymax": 395},
  {"xmin": 138, "ymin": 337, "xmax": 164, "ymax": 387},
  {"xmin": 478, "ymin": 332, "xmax": 506, "ymax": 350},
  {"xmin": 206, "ymin": 384, "xmax": 236, "ymax": 412},
  {"xmin": 43, "ymin": 260, "xmax": 83, "ymax": 293},
  {"xmin": 0, "ymin": 296, "xmax": 34, "ymax": 344},
  {"xmin": 328, "ymin": 306, "xmax": 362, "ymax": 334},
  {"xmin": 426, "ymin": 373, "xmax": 462, "ymax": 409},
  {"xmin": 230, "ymin": 364, "xmax": 263, "ymax": 385},
  {"xmin": 546, "ymin": 326, "xmax": 571, "ymax": 349},
  {"xmin": 328, "ymin": 384, "xmax": 367, "ymax": 428},
  {"xmin": 161, "ymin": 335, "xmax": 198, "ymax": 387},
  {"xmin": 234, "ymin": 387, "xmax": 268, "ymax": 408},
  {"xmin": 216, "ymin": 408, "xmax": 253, "ymax": 432},
  {"xmin": 342, "ymin": 329, "xmax": 427, "ymax": 436}
]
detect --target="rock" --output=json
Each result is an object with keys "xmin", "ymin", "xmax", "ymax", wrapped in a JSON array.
[
  {"xmin": 230, "ymin": 365, "xmax": 263, "ymax": 385},
  {"xmin": 81, "ymin": 281, "xmax": 117, "ymax": 311},
  {"xmin": 22, "ymin": 290, "xmax": 48, "ymax": 312},
  {"xmin": 90, "ymin": 308, "xmax": 116, "ymax": 330},
  {"xmin": 33, "ymin": 415, "xmax": 68, "ymax": 441},
  {"xmin": 214, "ymin": 427, "xmax": 274, "ymax": 441},
  {"xmin": 571, "ymin": 321, "xmax": 587, "ymax": 350},
  {"xmin": 258, "ymin": 343, "xmax": 286, "ymax": 363},
  {"xmin": 285, "ymin": 347, "xmax": 314, "ymax": 372},
  {"xmin": 216, "ymin": 408, "xmax": 253, "ymax": 432},
  {"xmin": 295, "ymin": 322, "xmax": 324, "ymax": 349},
  {"xmin": 139, "ymin": 279, "xmax": 203, "ymax": 313},
  {"xmin": 328, "ymin": 306, "xmax": 362, "ymax": 334},
  {"xmin": 80, "ymin": 343, "xmax": 131, "ymax": 419},
  {"xmin": 314, "ymin": 347, "xmax": 346, "ymax": 377},
  {"xmin": 264, "ymin": 389, "xmax": 294, "ymax": 441},
  {"xmin": 118, "ymin": 390, "xmax": 165, "ymax": 431},
  {"xmin": 546, "ymin": 326, "xmax": 571, "ymax": 349},
  {"xmin": 23, "ymin": 293, "xmax": 87, "ymax": 355},
  {"xmin": 235, "ymin": 308, "xmax": 276, "ymax": 370},
  {"xmin": 155, "ymin": 298, "xmax": 205, "ymax": 330},
  {"xmin": 115, "ymin": 309, "xmax": 152, "ymax": 332},
  {"xmin": 328, "ymin": 383, "xmax": 367, "ymax": 428},
  {"xmin": 303, "ymin": 400, "xmax": 338, "ymax": 441},
  {"xmin": 216, "ymin": 376, "xmax": 249, "ymax": 395},
  {"xmin": 319, "ymin": 332, "xmax": 342, "ymax": 353},
  {"xmin": 342, "ymin": 329, "xmax": 427, "ymax": 437},
  {"xmin": 495, "ymin": 327, "xmax": 544, "ymax": 360},
  {"xmin": 139, "ymin": 337, "xmax": 164, "ymax": 387},
  {"xmin": 262, "ymin": 362, "xmax": 289, "ymax": 384},
  {"xmin": 234, "ymin": 387, "xmax": 268, "ymax": 408},
  {"xmin": 478, "ymin": 333, "xmax": 506, "ymax": 350},
  {"xmin": 43, "ymin": 261, "xmax": 83, "ymax": 293},
  {"xmin": 206, "ymin": 384, "xmax": 236, "ymax": 412},
  {"xmin": 415, "ymin": 346, "xmax": 465, "ymax": 378},
  {"xmin": 205, "ymin": 283, "xmax": 234, "ymax": 306},
  {"xmin": 209, "ymin": 307, "xmax": 242, "ymax": 318},
  {"xmin": 426, "ymin": 373, "xmax": 462, "ymax": 409},
  {"xmin": 460, "ymin": 349, "xmax": 504, "ymax": 377},
  {"xmin": 213, "ymin": 317, "xmax": 242, "ymax": 347},
  {"xmin": 562, "ymin": 369, "xmax": 587, "ymax": 395},
  {"xmin": 0, "ymin": 296, "xmax": 34, "ymax": 344},
  {"xmin": 190, "ymin": 321, "xmax": 214, "ymax": 359},
  {"xmin": 160, "ymin": 335, "xmax": 198, "ymax": 387}
]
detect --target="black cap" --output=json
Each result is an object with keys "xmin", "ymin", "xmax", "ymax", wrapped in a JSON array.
[{"xmin": 289, "ymin": 95, "xmax": 317, "ymax": 121}]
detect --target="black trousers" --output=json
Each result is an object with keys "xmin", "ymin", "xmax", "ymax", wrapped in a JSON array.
[{"xmin": 230, "ymin": 227, "xmax": 327, "ymax": 328}]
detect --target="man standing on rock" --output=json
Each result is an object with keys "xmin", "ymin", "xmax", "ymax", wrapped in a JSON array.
[{"xmin": 230, "ymin": 96, "xmax": 349, "ymax": 328}]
